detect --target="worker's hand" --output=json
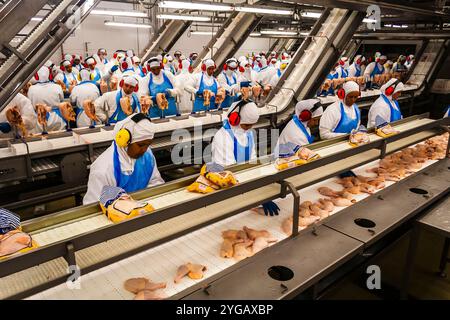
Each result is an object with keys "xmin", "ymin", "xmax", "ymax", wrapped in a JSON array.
[
  {"xmin": 241, "ymin": 87, "xmax": 250, "ymax": 100},
  {"xmin": 6, "ymin": 106, "xmax": 23, "ymax": 125},
  {"xmin": 110, "ymin": 65, "xmax": 119, "ymax": 73},
  {"xmin": 100, "ymin": 80, "xmax": 108, "ymax": 94},
  {"xmin": 263, "ymin": 85, "xmax": 271, "ymax": 97},
  {"xmin": 56, "ymin": 80, "xmax": 67, "ymax": 92},
  {"xmin": 261, "ymin": 201, "xmax": 280, "ymax": 216},
  {"xmin": 252, "ymin": 85, "xmax": 262, "ymax": 98},
  {"xmin": 165, "ymin": 88, "xmax": 176, "ymax": 97},
  {"xmin": 110, "ymin": 77, "xmax": 119, "ymax": 91}
]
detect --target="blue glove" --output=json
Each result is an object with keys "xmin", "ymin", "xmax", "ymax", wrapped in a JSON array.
[
  {"xmin": 110, "ymin": 65, "xmax": 119, "ymax": 73},
  {"xmin": 261, "ymin": 201, "xmax": 280, "ymax": 216},
  {"xmin": 0, "ymin": 122, "xmax": 11, "ymax": 133}
]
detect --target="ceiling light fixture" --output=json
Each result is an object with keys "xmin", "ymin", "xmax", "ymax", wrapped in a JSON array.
[
  {"xmin": 92, "ymin": 9, "xmax": 147, "ymax": 17},
  {"xmin": 156, "ymin": 13, "xmax": 210, "ymax": 21},
  {"xmin": 104, "ymin": 21, "xmax": 152, "ymax": 28}
]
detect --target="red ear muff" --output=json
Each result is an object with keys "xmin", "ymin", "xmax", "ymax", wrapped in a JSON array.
[
  {"xmin": 188, "ymin": 66, "xmax": 193, "ymax": 73},
  {"xmin": 258, "ymin": 62, "xmax": 262, "ymax": 68},
  {"xmin": 384, "ymin": 80, "xmax": 400, "ymax": 96},
  {"xmin": 179, "ymin": 61, "xmax": 182, "ymax": 70},
  {"xmin": 113, "ymin": 53, "xmax": 118, "ymax": 59},
  {"xmin": 119, "ymin": 79, "xmax": 124, "ymax": 88},
  {"xmin": 223, "ymin": 64, "xmax": 228, "ymax": 71},
  {"xmin": 239, "ymin": 66, "xmax": 245, "ymax": 73},
  {"xmin": 201, "ymin": 64, "xmax": 206, "ymax": 72},
  {"xmin": 134, "ymin": 84, "xmax": 139, "ymax": 92},
  {"xmin": 299, "ymin": 109, "xmax": 312, "ymax": 122},
  {"xmin": 337, "ymin": 88, "xmax": 345, "ymax": 100},
  {"xmin": 339, "ymin": 60, "xmax": 345, "ymax": 66},
  {"xmin": 228, "ymin": 111, "xmax": 241, "ymax": 126},
  {"xmin": 60, "ymin": 66, "xmax": 65, "ymax": 71},
  {"xmin": 356, "ymin": 58, "xmax": 361, "ymax": 65},
  {"xmin": 34, "ymin": 73, "xmax": 39, "ymax": 81},
  {"xmin": 48, "ymin": 69, "xmax": 53, "ymax": 81},
  {"xmin": 121, "ymin": 61, "xmax": 128, "ymax": 70}
]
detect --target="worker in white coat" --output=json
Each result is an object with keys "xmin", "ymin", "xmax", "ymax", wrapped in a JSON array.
[
  {"xmin": 72, "ymin": 54, "xmax": 83, "ymax": 71},
  {"xmin": 334, "ymin": 57, "xmax": 349, "ymax": 78},
  {"xmin": 57, "ymin": 60, "xmax": 79, "ymax": 97},
  {"xmin": 141, "ymin": 56, "xmax": 179, "ymax": 118},
  {"xmin": 85, "ymin": 56, "xmax": 103, "ymax": 83},
  {"xmin": 277, "ymin": 99, "xmax": 323, "ymax": 147},
  {"xmin": 70, "ymin": 69, "xmax": 101, "ymax": 128},
  {"xmin": 347, "ymin": 55, "xmax": 366, "ymax": 77},
  {"xmin": 0, "ymin": 93, "xmax": 37, "ymax": 136},
  {"xmin": 237, "ymin": 59, "xmax": 256, "ymax": 87},
  {"xmin": 217, "ymin": 58, "xmax": 239, "ymax": 109},
  {"xmin": 175, "ymin": 59, "xmax": 195, "ymax": 114},
  {"xmin": 185, "ymin": 59, "xmax": 221, "ymax": 113},
  {"xmin": 319, "ymin": 81, "xmax": 361, "ymax": 139},
  {"xmin": 94, "ymin": 75, "xmax": 141, "ymax": 124},
  {"xmin": 256, "ymin": 57, "xmax": 278, "ymax": 88},
  {"xmin": 367, "ymin": 79, "xmax": 404, "ymax": 128},
  {"xmin": 211, "ymin": 99, "xmax": 280, "ymax": 216},
  {"xmin": 405, "ymin": 54, "xmax": 415, "ymax": 70},
  {"xmin": 363, "ymin": 55, "xmax": 387, "ymax": 89},
  {"xmin": 27, "ymin": 66, "xmax": 66, "ymax": 132},
  {"xmin": 83, "ymin": 113, "xmax": 164, "ymax": 205}
]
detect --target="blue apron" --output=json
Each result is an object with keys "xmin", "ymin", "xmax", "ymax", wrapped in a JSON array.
[
  {"xmin": 381, "ymin": 94, "xmax": 402, "ymax": 122},
  {"xmin": 354, "ymin": 64, "xmax": 361, "ymax": 77},
  {"xmin": 113, "ymin": 142, "xmax": 154, "ymax": 193},
  {"xmin": 338, "ymin": 66, "xmax": 348, "ymax": 78},
  {"xmin": 370, "ymin": 63, "xmax": 384, "ymax": 77},
  {"xmin": 148, "ymin": 72, "xmax": 178, "ymax": 118},
  {"xmin": 193, "ymin": 74, "xmax": 218, "ymax": 113},
  {"xmin": 139, "ymin": 66, "xmax": 146, "ymax": 77},
  {"xmin": 109, "ymin": 90, "xmax": 141, "ymax": 124},
  {"xmin": 333, "ymin": 102, "xmax": 361, "ymax": 134},
  {"xmin": 223, "ymin": 120, "xmax": 254, "ymax": 164},
  {"xmin": 293, "ymin": 115, "xmax": 314, "ymax": 144},
  {"xmin": 222, "ymin": 72, "xmax": 237, "ymax": 109},
  {"xmin": 253, "ymin": 64, "xmax": 261, "ymax": 72},
  {"xmin": 92, "ymin": 68, "xmax": 102, "ymax": 82},
  {"xmin": 277, "ymin": 69, "xmax": 282, "ymax": 78}
]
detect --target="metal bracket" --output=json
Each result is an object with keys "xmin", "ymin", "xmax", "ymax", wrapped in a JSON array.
[
  {"xmin": 379, "ymin": 140, "xmax": 387, "ymax": 159},
  {"xmin": 280, "ymin": 283, "xmax": 288, "ymax": 294},
  {"xmin": 278, "ymin": 180, "xmax": 300, "ymax": 237},
  {"xmin": 203, "ymin": 285, "xmax": 211, "ymax": 296},
  {"xmin": 64, "ymin": 242, "xmax": 76, "ymax": 267}
]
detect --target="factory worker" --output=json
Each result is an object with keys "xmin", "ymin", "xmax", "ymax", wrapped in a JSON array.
[
  {"xmin": 189, "ymin": 52, "xmax": 198, "ymax": 66},
  {"xmin": 212, "ymin": 99, "xmax": 259, "ymax": 166},
  {"xmin": 174, "ymin": 50, "xmax": 182, "ymax": 62},
  {"xmin": 217, "ymin": 58, "xmax": 239, "ymax": 109},
  {"xmin": 94, "ymin": 75, "xmax": 141, "ymax": 124},
  {"xmin": 363, "ymin": 55, "xmax": 387, "ymax": 88},
  {"xmin": 174, "ymin": 50, "xmax": 182, "ymax": 73},
  {"xmin": 98, "ymin": 48, "xmax": 109, "ymax": 65},
  {"xmin": 384, "ymin": 60, "xmax": 394, "ymax": 74},
  {"xmin": 175, "ymin": 59, "xmax": 195, "ymax": 114},
  {"xmin": 104, "ymin": 56, "xmax": 135, "ymax": 84},
  {"xmin": 335, "ymin": 57, "xmax": 349, "ymax": 78},
  {"xmin": 367, "ymin": 79, "xmax": 404, "ymax": 128},
  {"xmin": 185, "ymin": 59, "xmax": 221, "ymax": 113},
  {"xmin": 27, "ymin": 66, "xmax": 66, "ymax": 132},
  {"xmin": 253, "ymin": 55, "xmax": 262, "ymax": 72},
  {"xmin": 70, "ymin": 69, "xmax": 101, "ymax": 127},
  {"xmin": 256, "ymin": 57, "xmax": 278, "ymax": 88},
  {"xmin": 405, "ymin": 54, "xmax": 415, "ymax": 69},
  {"xmin": 141, "ymin": 56, "xmax": 179, "ymax": 118},
  {"xmin": 392, "ymin": 55, "xmax": 407, "ymax": 73},
  {"xmin": 64, "ymin": 54, "xmax": 73, "ymax": 63},
  {"xmin": 73, "ymin": 54, "xmax": 83, "ymax": 71},
  {"xmin": 319, "ymin": 81, "xmax": 361, "ymax": 139},
  {"xmin": 83, "ymin": 113, "xmax": 164, "ymax": 205},
  {"xmin": 277, "ymin": 99, "xmax": 323, "ymax": 147},
  {"xmin": 268, "ymin": 57, "xmax": 277, "ymax": 69},
  {"xmin": 0, "ymin": 93, "xmax": 37, "ymax": 135},
  {"xmin": 237, "ymin": 59, "xmax": 256, "ymax": 87},
  {"xmin": 57, "ymin": 60, "xmax": 79, "ymax": 95},
  {"xmin": 163, "ymin": 54, "xmax": 176, "ymax": 75},
  {"xmin": 85, "ymin": 56, "xmax": 103, "ymax": 83},
  {"xmin": 105, "ymin": 50, "xmax": 126, "ymax": 74},
  {"xmin": 211, "ymin": 100, "xmax": 280, "ymax": 216},
  {"xmin": 347, "ymin": 55, "xmax": 366, "ymax": 77},
  {"xmin": 133, "ymin": 56, "xmax": 146, "ymax": 77}
]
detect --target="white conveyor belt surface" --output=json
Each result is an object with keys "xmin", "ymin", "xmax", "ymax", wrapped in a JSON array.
[{"xmin": 27, "ymin": 152, "xmax": 441, "ymax": 300}]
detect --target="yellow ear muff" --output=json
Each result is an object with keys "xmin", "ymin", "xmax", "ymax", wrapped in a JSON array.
[
  {"xmin": 163, "ymin": 58, "xmax": 168, "ymax": 64},
  {"xmin": 115, "ymin": 128, "xmax": 132, "ymax": 148},
  {"xmin": 78, "ymin": 73, "xmax": 82, "ymax": 82},
  {"xmin": 91, "ymin": 72, "xmax": 95, "ymax": 81}
]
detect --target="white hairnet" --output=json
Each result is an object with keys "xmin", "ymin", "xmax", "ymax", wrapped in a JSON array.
[
  {"xmin": 113, "ymin": 114, "xmax": 156, "ymax": 172},
  {"xmin": 64, "ymin": 54, "xmax": 72, "ymax": 61},
  {"xmin": 36, "ymin": 66, "xmax": 50, "ymax": 83},
  {"xmin": 79, "ymin": 69, "xmax": 91, "ymax": 82},
  {"xmin": 180, "ymin": 59, "xmax": 191, "ymax": 73},
  {"xmin": 204, "ymin": 59, "xmax": 215, "ymax": 69},
  {"xmin": 238, "ymin": 101, "xmax": 259, "ymax": 125},
  {"xmin": 122, "ymin": 75, "xmax": 139, "ymax": 87},
  {"xmin": 381, "ymin": 78, "xmax": 404, "ymax": 96},
  {"xmin": 342, "ymin": 81, "xmax": 360, "ymax": 98},
  {"xmin": 295, "ymin": 99, "xmax": 323, "ymax": 118}
]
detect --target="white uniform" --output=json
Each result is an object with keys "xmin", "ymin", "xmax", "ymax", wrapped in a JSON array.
[
  {"xmin": 138, "ymin": 70, "xmax": 179, "ymax": 98},
  {"xmin": 175, "ymin": 62, "xmax": 195, "ymax": 114},
  {"xmin": 185, "ymin": 72, "xmax": 219, "ymax": 94},
  {"xmin": 93, "ymin": 89, "xmax": 136, "ymax": 123},
  {"xmin": 363, "ymin": 61, "xmax": 385, "ymax": 78},
  {"xmin": 347, "ymin": 64, "xmax": 360, "ymax": 77},
  {"xmin": 70, "ymin": 82, "xmax": 101, "ymax": 127},
  {"xmin": 0, "ymin": 93, "xmax": 37, "ymax": 133},
  {"xmin": 278, "ymin": 119, "xmax": 312, "ymax": 147},
  {"xmin": 211, "ymin": 126, "xmax": 257, "ymax": 167},
  {"xmin": 83, "ymin": 145, "xmax": 164, "ymax": 204},
  {"xmin": 256, "ymin": 66, "xmax": 278, "ymax": 87},
  {"xmin": 217, "ymin": 71, "xmax": 239, "ymax": 94},
  {"xmin": 319, "ymin": 101, "xmax": 361, "ymax": 139},
  {"xmin": 367, "ymin": 95, "xmax": 401, "ymax": 128}
]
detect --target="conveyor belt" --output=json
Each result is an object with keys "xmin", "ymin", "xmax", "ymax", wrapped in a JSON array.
[
  {"xmin": 25, "ymin": 153, "xmax": 444, "ymax": 300},
  {"xmin": 31, "ymin": 158, "xmax": 58, "ymax": 174}
]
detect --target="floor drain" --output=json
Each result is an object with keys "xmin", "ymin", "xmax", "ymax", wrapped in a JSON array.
[
  {"xmin": 268, "ymin": 266, "xmax": 294, "ymax": 281},
  {"xmin": 354, "ymin": 218, "xmax": 376, "ymax": 228},
  {"xmin": 409, "ymin": 188, "xmax": 428, "ymax": 195}
]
